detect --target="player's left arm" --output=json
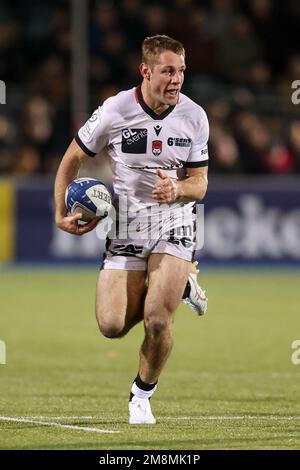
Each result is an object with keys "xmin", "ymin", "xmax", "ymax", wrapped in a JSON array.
[
  {"xmin": 152, "ymin": 166, "xmax": 208, "ymax": 203},
  {"xmin": 176, "ymin": 165, "xmax": 208, "ymax": 202}
]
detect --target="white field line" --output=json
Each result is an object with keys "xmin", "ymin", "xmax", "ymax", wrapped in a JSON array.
[
  {"xmin": 166, "ymin": 416, "xmax": 300, "ymax": 421},
  {"xmin": 0, "ymin": 416, "xmax": 119, "ymax": 434},
  {"xmin": 7, "ymin": 415, "xmax": 300, "ymax": 421}
]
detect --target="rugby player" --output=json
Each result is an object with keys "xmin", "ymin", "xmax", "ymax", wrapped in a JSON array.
[{"xmin": 54, "ymin": 35, "xmax": 209, "ymax": 424}]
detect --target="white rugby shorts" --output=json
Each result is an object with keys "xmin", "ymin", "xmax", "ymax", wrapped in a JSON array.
[{"xmin": 102, "ymin": 208, "xmax": 195, "ymax": 270}]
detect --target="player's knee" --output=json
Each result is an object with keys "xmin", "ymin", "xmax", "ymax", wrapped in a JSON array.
[
  {"xmin": 144, "ymin": 313, "xmax": 171, "ymax": 338},
  {"xmin": 98, "ymin": 320, "xmax": 124, "ymax": 339}
]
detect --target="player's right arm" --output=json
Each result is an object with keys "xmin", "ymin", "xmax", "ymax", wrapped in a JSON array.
[
  {"xmin": 55, "ymin": 100, "xmax": 113, "ymax": 234},
  {"xmin": 54, "ymin": 138, "xmax": 99, "ymax": 235}
]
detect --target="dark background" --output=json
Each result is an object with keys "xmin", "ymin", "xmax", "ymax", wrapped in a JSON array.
[{"xmin": 1, "ymin": 0, "xmax": 300, "ymax": 177}]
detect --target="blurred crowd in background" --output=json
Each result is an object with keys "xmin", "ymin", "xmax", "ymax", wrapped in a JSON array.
[{"xmin": 0, "ymin": 0, "xmax": 300, "ymax": 177}]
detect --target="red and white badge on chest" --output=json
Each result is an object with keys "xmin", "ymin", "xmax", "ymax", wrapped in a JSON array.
[{"xmin": 152, "ymin": 140, "xmax": 162, "ymax": 156}]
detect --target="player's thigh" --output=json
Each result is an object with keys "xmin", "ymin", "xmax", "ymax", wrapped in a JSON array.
[
  {"xmin": 96, "ymin": 269, "xmax": 146, "ymax": 327},
  {"xmin": 145, "ymin": 253, "xmax": 190, "ymax": 317}
]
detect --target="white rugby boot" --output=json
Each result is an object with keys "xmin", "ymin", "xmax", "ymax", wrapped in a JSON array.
[
  {"xmin": 182, "ymin": 262, "xmax": 208, "ymax": 316},
  {"xmin": 129, "ymin": 396, "xmax": 156, "ymax": 424}
]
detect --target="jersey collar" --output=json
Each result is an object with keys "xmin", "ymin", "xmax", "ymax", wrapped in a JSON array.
[{"xmin": 135, "ymin": 85, "xmax": 176, "ymax": 120}]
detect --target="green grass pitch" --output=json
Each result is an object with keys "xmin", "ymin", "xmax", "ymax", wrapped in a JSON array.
[{"xmin": 0, "ymin": 268, "xmax": 299, "ymax": 450}]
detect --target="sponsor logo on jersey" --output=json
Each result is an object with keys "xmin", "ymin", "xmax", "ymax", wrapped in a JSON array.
[
  {"xmin": 201, "ymin": 146, "xmax": 208, "ymax": 155},
  {"xmin": 123, "ymin": 162, "xmax": 184, "ymax": 170},
  {"xmin": 167, "ymin": 227, "xmax": 194, "ymax": 248},
  {"xmin": 152, "ymin": 140, "xmax": 162, "ymax": 156},
  {"xmin": 80, "ymin": 111, "xmax": 100, "ymax": 142},
  {"xmin": 122, "ymin": 128, "xmax": 148, "ymax": 154},
  {"xmin": 109, "ymin": 243, "xmax": 143, "ymax": 256},
  {"xmin": 167, "ymin": 137, "xmax": 192, "ymax": 147},
  {"xmin": 89, "ymin": 112, "xmax": 98, "ymax": 122}
]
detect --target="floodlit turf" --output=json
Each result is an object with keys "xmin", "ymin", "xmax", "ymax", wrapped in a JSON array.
[{"xmin": 0, "ymin": 268, "xmax": 300, "ymax": 450}]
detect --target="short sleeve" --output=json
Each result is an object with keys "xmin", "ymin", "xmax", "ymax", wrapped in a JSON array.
[
  {"xmin": 184, "ymin": 109, "xmax": 209, "ymax": 168},
  {"xmin": 75, "ymin": 103, "xmax": 111, "ymax": 157}
]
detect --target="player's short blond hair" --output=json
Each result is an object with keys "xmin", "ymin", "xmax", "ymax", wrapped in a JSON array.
[{"xmin": 142, "ymin": 35, "xmax": 185, "ymax": 68}]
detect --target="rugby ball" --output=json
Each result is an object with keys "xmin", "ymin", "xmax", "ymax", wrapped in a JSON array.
[{"xmin": 65, "ymin": 177, "xmax": 112, "ymax": 222}]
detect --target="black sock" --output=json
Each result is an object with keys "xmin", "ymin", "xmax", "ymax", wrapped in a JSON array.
[{"xmin": 129, "ymin": 374, "xmax": 157, "ymax": 401}]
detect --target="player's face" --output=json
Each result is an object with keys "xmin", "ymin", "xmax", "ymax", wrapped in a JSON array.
[{"xmin": 149, "ymin": 51, "xmax": 186, "ymax": 106}]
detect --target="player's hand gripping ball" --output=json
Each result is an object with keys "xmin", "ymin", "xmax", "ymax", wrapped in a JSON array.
[{"xmin": 65, "ymin": 177, "xmax": 112, "ymax": 222}]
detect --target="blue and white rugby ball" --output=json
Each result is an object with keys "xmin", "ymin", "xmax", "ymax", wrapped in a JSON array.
[{"xmin": 65, "ymin": 177, "xmax": 112, "ymax": 222}]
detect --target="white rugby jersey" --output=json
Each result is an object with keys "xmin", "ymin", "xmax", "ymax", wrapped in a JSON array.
[{"xmin": 76, "ymin": 86, "xmax": 209, "ymax": 215}]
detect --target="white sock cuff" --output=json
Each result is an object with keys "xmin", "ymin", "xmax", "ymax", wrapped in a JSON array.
[{"xmin": 131, "ymin": 382, "xmax": 157, "ymax": 400}]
